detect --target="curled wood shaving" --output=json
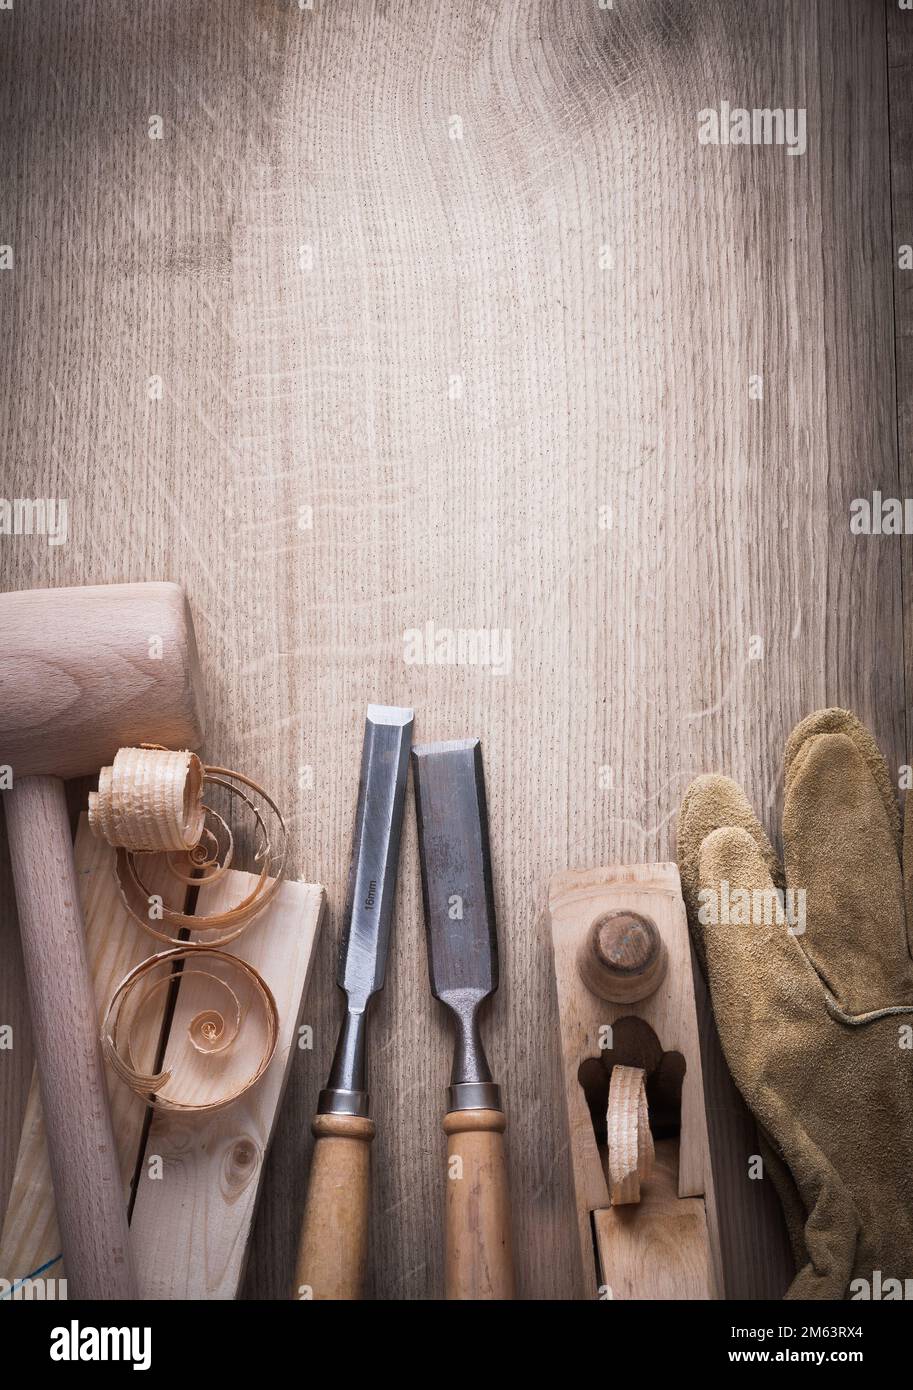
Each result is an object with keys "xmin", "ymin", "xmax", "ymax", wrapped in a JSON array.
[
  {"xmin": 92, "ymin": 748, "xmax": 288, "ymax": 1112},
  {"xmin": 606, "ymin": 1064, "xmax": 654, "ymax": 1205},
  {"xmin": 100, "ymin": 755, "xmax": 288, "ymax": 948},
  {"xmin": 89, "ymin": 747, "xmax": 205, "ymax": 853},
  {"xmin": 101, "ymin": 948, "xmax": 279, "ymax": 1113}
]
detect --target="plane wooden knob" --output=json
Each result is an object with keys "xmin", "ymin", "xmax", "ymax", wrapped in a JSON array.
[{"xmin": 577, "ymin": 910, "xmax": 667, "ymax": 1003}]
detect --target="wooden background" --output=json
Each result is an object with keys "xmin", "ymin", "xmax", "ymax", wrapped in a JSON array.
[{"xmin": 1, "ymin": 0, "xmax": 910, "ymax": 1300}]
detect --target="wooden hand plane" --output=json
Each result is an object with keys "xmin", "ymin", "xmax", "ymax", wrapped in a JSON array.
[{"xmin": 548, "ymin": 863, "xmax": 722, "ymax": 1300}]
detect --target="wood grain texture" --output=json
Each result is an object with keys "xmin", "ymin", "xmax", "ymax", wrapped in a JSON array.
[{"xmin": 0, "ymin": 0, "xmax": 906, "ymax": 1299}]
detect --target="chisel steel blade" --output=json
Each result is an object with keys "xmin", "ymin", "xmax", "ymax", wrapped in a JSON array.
[
  {"xmin": 336, "ymin": 703, "xmax": 414, "ymax": 1007},
  {"xmin": 412, "ymin": 738, "xmax": 501, "ymax": 1103},
  {"xmin": 320, "ymin": 702, "xmax": 413, "ymax": 1117},
  {"xmin": 412, "ymin": 738, "xmax": 497, "ymax": 1000}
]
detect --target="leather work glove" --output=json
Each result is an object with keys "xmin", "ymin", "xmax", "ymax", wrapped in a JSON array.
[{"xmin": 677, "ymin": 708, "xmax": 913, "ymax": 1299}]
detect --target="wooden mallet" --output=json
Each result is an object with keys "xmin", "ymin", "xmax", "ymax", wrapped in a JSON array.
[{"xmin": 0, "ymin": 582, "xmax": 205, "ymax": 1299}]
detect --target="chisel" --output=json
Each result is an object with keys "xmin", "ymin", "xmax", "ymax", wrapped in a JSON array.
[
  {"xmin": 412, "ymin": 738, "xmax": 515, "ymax": 1299},
  {"xmin": 293, "ymin": 703, "xmax": 413, "ymax": 1300}
]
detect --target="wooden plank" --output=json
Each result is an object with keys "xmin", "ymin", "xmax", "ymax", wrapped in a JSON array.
[
  {"xmin": 130, "ymin": 872, "xmax": 324, "ymax": 1300},
  {"xmin": 0, "ymin": 1, "xmax": 903, "ymax": 1299}
]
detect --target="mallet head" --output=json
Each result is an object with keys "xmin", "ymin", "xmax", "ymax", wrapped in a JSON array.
[{"xmin": 0, "ymin": 581, "xmax": 205, "ymax": 780}]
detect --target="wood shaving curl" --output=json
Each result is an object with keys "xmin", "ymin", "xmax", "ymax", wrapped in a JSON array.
[
  {"xmin": 606, "ymin": 1064, "xmax": 654, "ymax": 1205},
  {"xmin": 101, "ymin": 948, "xmax": 279, "ymax": 1112},
  {"xmin": 92, "ymin": 748, "xmax": 288, "ymax": 947},
  {"xmin": 91, "ymin": 746, "xmax": 288, "ymax": 1112},
  {"xmin": 89, "ymin": 746, "xmax": 205, "ymax": 852}
]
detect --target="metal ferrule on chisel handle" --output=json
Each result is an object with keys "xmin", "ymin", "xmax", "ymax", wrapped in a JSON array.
[
  {"xmin": 448, "ymin": 1080, "xmax": 503, "ymax": 1112},
  {"xmin": 319, "ymin": 1008, "xmax": 370, "ymax": 1117},
  {"xmin": 445, "ymin": 991, "xmax": 502, "ymax": 1112}
]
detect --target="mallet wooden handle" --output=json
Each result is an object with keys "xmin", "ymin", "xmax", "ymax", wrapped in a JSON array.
[
  {"xmin": 293, "ymin": 1112, "xmax": 375, "ymax": 1299},
  {"xmin": 4, "ymin": 777, "xmax": 137, "ymax": 1299},
  {"xmin": 443, "ymin": 1108, "xmax": 515, "ymax": 1299}
]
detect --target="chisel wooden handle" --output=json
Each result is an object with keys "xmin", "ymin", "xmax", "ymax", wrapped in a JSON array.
[
  {"xmin": 443, "ymin": 1108, "xmax": 515, "ymax": 1299},
  {"xmin": 293, "ymin": 1112, "xmax": 375, "ymax": 1299}
]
